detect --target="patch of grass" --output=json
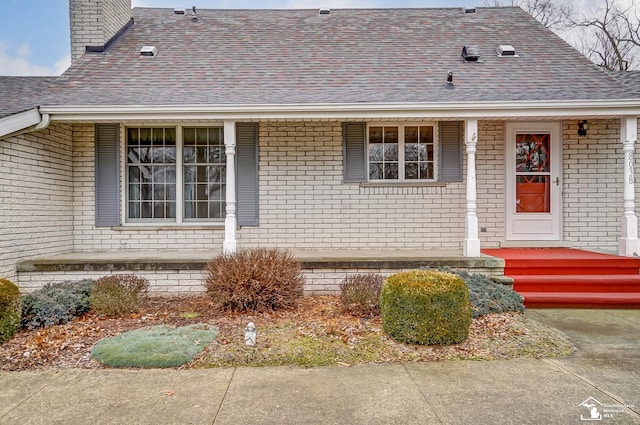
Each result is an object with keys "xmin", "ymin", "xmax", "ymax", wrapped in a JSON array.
[
  {"xmin": 195, "ymin": 323, "xmax": 389, "ymax": 368},
  {"xmin": 191, "ymin": 312, "xmax": 575, "ymax": 368},
  {"xmin": 91, "ymin": 324, "xmax": 219, "ymax": 368},
  {"xmin": 179, "ymin": 312, "xmax": 201, "ymax": 320}
]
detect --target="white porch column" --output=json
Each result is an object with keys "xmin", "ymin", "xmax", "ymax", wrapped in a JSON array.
[
  {"xmin": 619, "ymin": 116, "xmax": 640, "ymax": 257},
  {"xmin": 464, "ymin": 119, "xmax": 481, "ymax": 257},
  {"xmin": 223, "ymin": 120, "xmax": 238, "ymax": 255}
]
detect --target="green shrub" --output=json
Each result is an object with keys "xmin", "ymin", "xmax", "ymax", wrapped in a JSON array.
[
  {"xmin": 21, "ymin": 280, "xmax": 94, "ymax": 329},
  {"xmin": 91, "ymin": 324, "xmax": 219, "ymax": 368},
  {"xmin": 452, "ymin": 270, "xmax": 525, "ymax": 318},
  {"xmin": 381, "ymin": 270, "xmax": 472, "ymax": 345},
  {"xmin": 0, "ymin": 278, "xmax": 21, "ymax": 343},
  {"xmin": 204, "ymin": 248, "xmax": 305, "ymax": 313},
  {"xmin": 340, "ymin": 273, "xmax": 383, "ymax": 317},
  {"xmin": 90, "ymin": 274, "xmax": 149, "ymax": 316}
]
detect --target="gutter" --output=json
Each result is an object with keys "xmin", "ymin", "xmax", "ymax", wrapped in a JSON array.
[
  {"xmin": 40, "ymin": 100, "xmax": 640, "ymax": 122},
  {"xmin": 0, "ymin": 108, "xmax": 50, "ymax": 139}
]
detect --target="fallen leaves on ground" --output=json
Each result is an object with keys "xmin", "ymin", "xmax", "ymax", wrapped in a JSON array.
[{"xmin": 0, "ymin": 295, "xmax": 574, "ymax": 371}]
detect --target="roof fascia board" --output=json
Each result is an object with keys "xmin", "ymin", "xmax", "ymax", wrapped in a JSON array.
[
  {"xmin": 42, "ymin": 101, "xmax": 640, "ymax": 122},
  {"xmin": 0, "ymin": 108, "xmax": 42, "ymax": 138}
]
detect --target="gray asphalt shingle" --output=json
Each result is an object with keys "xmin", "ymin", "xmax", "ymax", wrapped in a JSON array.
[{"xmin": 1, "ymin": 7, "xmax": 636, "ymax": 117}]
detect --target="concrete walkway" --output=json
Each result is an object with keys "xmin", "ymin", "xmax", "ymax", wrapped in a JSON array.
[{"xmin": 1, "ymin": 310, "xmax": 639, "ymax": 425}]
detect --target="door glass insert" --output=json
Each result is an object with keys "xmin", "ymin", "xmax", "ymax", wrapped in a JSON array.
[{"xmin": 515, "ymin": 133, "xmax": 550, "ymax": 213}]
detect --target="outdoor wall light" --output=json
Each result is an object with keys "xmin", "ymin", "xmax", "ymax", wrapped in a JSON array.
[
  {"xmin": 447, "ymin": 70, "xmax": 454, "ymax": 85},
  {"xmin": 578, "ymin": 120, "xmax": 589, "ymax": 137}
]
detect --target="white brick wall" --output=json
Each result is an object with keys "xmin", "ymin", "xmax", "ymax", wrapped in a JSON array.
[
  {"xmin": 7, "ymin": 118, "xmax": 640, "ymax": 292},
  {"xmin": 477, "ymin": 121, "xmax": 505, "ymax": 247},
  {"xmin": 72, "ymin": 124, "xmax": 224, "ymax": 251},
  {"xmin": 240, "ymin": 121, "xmax": 468, "ymax": 250},
  {"xmin": 0, "ymin": 124, "xmax": 75, "ymax": 281},
  {"xmin": 69, "ymin": 0, "xmax": 132, "ymax": 62},
  {"xmin": 18, "ymin": 270, "xmax": 205, "ymax": 295},
  {"xmin": 562, "ymin": 119, "xmax": 637, "ymax": 251}
]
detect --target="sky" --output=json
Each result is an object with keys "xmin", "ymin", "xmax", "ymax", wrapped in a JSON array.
[{"xmin": 0, "ymin": 0, "xmax": 630, "ymax": 76}]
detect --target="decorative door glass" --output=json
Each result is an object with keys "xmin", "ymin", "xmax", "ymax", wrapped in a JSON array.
[{"xmin": 515, "ymin": 133, "xmax": 551, "ymax": 213}]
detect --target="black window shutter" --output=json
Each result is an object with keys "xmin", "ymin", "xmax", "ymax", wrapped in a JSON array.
[
  {"xmin": 343, "ymin": 122, "xmax": 367, "ymax": 183},
  {"xmin": 95, "ymin": 124, "xmax": 121, "ymax": 227},
  {"xmin": 439, "ymin": 121, "xmax": 463, "ymax": 182},
  {"xmin": 236, "ymin": 122, "xmax": 259, "ymax": 226}
]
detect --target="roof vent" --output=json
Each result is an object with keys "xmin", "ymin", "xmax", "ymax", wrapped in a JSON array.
[
  {"xmin": 173, "ymin": 8, "xmax": 185, "ymax": 15},
  {"xmin": 497, "ymin": 45, "xmax": 518, "ymax": 57},
  {"xmin": 463, "ymin": 7, "xmax": 476, "ymax": 13},
  {"xmin": 140, "ymin": 46, "xmax": 158, "ymax": 57},
  {"xmin": 462, "ymin": 45, "xmax": 480, "ymax": 61},
  {"xmin": 319, "ymin": 8, "xmax": 331, "ymax": 15}
]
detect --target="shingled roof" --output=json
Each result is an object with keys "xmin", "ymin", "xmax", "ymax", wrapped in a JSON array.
[
  {"xmin": 42, "ymin": 6, "xmax": 632, "ymax": 108},
  {"xmin": 1, "ymin": 6, "xmax": 637, "ymax": 118},
  {"xmin": 0, "ymin": 77, "xmax": 57, "ymax": 118}
]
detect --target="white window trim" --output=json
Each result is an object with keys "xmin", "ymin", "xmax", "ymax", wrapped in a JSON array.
[
  {"xmin": 120, "ymin": 123, "xmax": 226, "ymax": 226},
  {"xmin": 366, "ymin": 122, "xmax": 439, "ymax": 183}
]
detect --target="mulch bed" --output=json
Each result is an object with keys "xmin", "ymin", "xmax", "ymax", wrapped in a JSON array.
[{"xmin": 0, "ymin": 295, "xmax": 573, "ymax": 371}]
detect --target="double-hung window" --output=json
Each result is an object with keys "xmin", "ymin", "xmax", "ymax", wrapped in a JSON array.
[
  {"xmin": 367, "ymin": 124, "xmax": 436, "ymax": 182},
  {"xmin": 126, "ymin": 126, "xmax": 226, "ymax": 223}
]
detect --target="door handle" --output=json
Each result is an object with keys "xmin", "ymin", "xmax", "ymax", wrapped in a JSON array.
[{"xmin": 555, "ymin": 177, "xmax": 560, "ymax": 186}]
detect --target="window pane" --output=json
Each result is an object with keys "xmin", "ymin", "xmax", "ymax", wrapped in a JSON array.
[
  {"xmin": 405, "ymin": 126, "xmax": 418, "ymax": 144},
  {"xmin": 405, "ymin": 162, "xmax": 418, "ymax": 180},
  {"xmin": 184, "ymin": 128, "xmax": 195, "ymax": 145},
  {"xmin": 196, "ymin": 128, "xmax": 208, "ymax": 145},
  {"xmin": 184, "ymin": 146, "xmax": 196, "ymax": 163},
  {"xmin": 419, "ymin": 126, "xmax": 433, "ymax": 143},
  {"xmin": 405, "ymin": 143, "xmax": 419, "ymax": 161},
  {"xmin": 384, "ymin": 163, "xmax": 399, "ymax": 179},
  {"xmin": 384, "ymin": 144, "xmax": 398, "ymax": 161},
  {"xmin": 183, "ymin": 127, "xmax": 226, "ymax": 220},
  {"xmin": 128, "ymin": 202, "xmax": 140, "ymax": 219},
  {"xmin": 384, "ymin": 127, "xmax": 398, "ymax": 144},
  {"xmin": 126, "ymin": 127, "xmax": 177, "ymax": 220},
  {"xmin": 208, "ymin": 165, "xmax": 225, "ymax": 183},
  {"xmin": 369, "ymin": 144, "xmax": 383, "ymax": 161},
  {"xmin": 139, "ymin": 128, "xmax": 151, "ymax": 145},
  {"xmin": 420, "ymin": 163, "xmax": 433, "ymax": 179},
  {"xmin": 516, "ymin": 133, "xmax": 550, "ymax": 172},
  {"xmin": 369, "ymin": 163, "xmax": 383, "ymax": 180},
  {"xmin": 127, "ymin": 128, "xmax": 139, "ymax": 144},
  {"xmin": 369, "ymin": 127, "xmax": 383, "ymax": 144}
]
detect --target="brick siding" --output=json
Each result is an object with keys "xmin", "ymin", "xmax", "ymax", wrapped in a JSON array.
[
  {"xmin": 69, "ymin": 0, "xmax": 132, "ymax": 63},
  {"xmin": 0, "ymin": 124, "xmax": 75, "ymax": 281}
]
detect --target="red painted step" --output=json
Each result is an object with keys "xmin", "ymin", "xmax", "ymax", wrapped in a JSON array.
[
  {"xmin": 518, "ymin": 292, "xmax": 640, "ymax": 308},
  {"xmin": 513, "ymin": 275, "xmax": 640, "ymax": 293},
  {"xmin": 481, "ymin": 248, "xmax": 640, "ymax": 308}
]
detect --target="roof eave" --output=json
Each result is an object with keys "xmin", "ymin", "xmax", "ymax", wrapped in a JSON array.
[
  {"xmin": 41, "ymin": 100, "xmax": 640, "ymax": 122},
  {"xmin": 0, "ymin": 108, "xmax": 44, "ymax": 138}
]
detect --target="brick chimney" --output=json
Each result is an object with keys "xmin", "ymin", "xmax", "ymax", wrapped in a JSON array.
[{"xmin": 69, "ymin": 0, "xmax": 133, "ymax": 64}]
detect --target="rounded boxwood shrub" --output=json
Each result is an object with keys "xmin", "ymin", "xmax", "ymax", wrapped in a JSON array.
[
  {"xmin": 204, "ymin": 248, "xmax": 305, "ymax": 313},
  {"xmin": 0, "ymin": 278, "xmax": 21, "ymax": 343},
  {"xmin": 381, "ymin": 270, "xmax": 472, "ymax": 345}
]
